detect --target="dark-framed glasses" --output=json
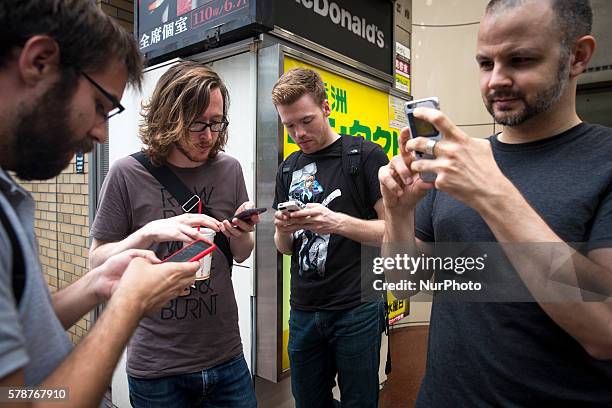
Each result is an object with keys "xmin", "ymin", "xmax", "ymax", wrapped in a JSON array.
[
  {"xmin": 80, "ymin": 71, "xmax": 125, "ymax": 121},
  {"xmin": 189, "ymin": 120, "xmax": 229, "ymax": 133}
]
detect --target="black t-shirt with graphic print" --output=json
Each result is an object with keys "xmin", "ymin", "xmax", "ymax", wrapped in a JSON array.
[{"xmin": 273, "ymin": 137, "xmax": 389, "ymax": 311}]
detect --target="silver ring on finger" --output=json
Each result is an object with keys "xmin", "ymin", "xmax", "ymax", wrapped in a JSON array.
[{"xmin": 425, "ymin": 139, "xmax": 438, "ymax": 156}]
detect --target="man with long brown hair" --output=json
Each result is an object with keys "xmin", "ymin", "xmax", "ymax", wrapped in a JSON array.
[{"xmin": 89, "ymin": 61, "xmax": 258, "ymax": 407}]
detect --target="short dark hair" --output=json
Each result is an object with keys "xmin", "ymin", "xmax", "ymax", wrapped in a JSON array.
[
  {"xmin": 0, "ymin": 0, "xmax": 143, "ymax": 88},
  {"xmin": 486, "ymin": 0, "xmax": 592, "ymax": 51},
  {"xmin": 272, "ymin": 68, "xmax": 327, "ymax": 107}
]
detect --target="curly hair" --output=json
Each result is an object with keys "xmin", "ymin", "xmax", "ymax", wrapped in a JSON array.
[{"xmin": 139, "ymin": 61, "xmax": 230, "ymax": 165}]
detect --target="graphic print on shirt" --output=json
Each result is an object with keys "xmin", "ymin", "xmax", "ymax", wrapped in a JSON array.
[
  {"xmin": 158, "ymin": 184, "xmax": 218, "ymax": 320},
  {"xmin": 288, "ymin": 163, "xmax": 341, "ymax": 278},
  {"xmin": 289, "ymin": 163, "xmax": 324, "ymax": 203}
]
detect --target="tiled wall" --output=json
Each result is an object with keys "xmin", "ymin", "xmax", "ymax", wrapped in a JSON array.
[{"xmin": 18, "ymin": 156, "xmax": 92, "ymax": 343}]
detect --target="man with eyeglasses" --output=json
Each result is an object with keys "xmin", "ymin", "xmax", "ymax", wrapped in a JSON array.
[
  {"xmin": 81, "ymin": 71, "xmax": 125, "ymax": 121},
  {"xmin": 89, "ymin": 61, "xmax": 258, "ymax": 407},
  {"xmin": 0, "ymin": 1, "xmax": 203, "ymax": 407}
]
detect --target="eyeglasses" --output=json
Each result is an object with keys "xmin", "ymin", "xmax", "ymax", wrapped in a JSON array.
[
  {"xmin": 80, "ymin": 71, "xmax": 125, "ymax": 121},
  {"xmin": 188, "ymin": 120, "xmax": 229, "ymax": 133}
]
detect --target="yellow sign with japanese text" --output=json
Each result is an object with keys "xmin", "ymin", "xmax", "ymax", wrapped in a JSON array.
[{"xmin": 283, "ymin": 57, "xmax": 402, "ymax": 156}]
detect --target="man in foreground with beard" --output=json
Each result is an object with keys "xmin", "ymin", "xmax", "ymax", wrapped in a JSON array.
[
  {"xmin": 0, "ymin": 2, "xmax": 201, "ymax": 406},
  {"xmin": 379, "ymin": 0, "xmax": 612, "ymax": 405}
]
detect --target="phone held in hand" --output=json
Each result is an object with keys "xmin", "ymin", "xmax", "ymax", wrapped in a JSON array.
[
  {"xmin": 162, "ymin": 239, "xmax": 217, "ymax": 263},
  {"xmin": 278, "ymin": 200, "xmax": 305, "ymax": 214},
  {"xmin": 405, "ymin": 97, "xmax": 442, "ymax": 183},
  {"xmin": 234, "ymin": 207, "xmax": 267, "ymax": 221}
]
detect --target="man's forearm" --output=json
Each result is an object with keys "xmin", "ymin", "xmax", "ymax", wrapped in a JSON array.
[
  {"xmin": 230, "ymin": 233, "xmax": 254, "ymax": 263},
  {"xmin": 382, "ymin": 208, "xmax": 431, "ymax": 298},
  {"xmin": 52, "ymin": 272, "xmax": 99, "ymax": 330},
  {"xmin": 274, "ymin": 230, "xmax": 293, "ymax": 255},
  {"xmin": 477, "ymin": 186, "xmax": 612, "ymax": 358},
  {"xmin": 89, "ymin": 231, "xmax": 149, "ymax": 269},
  {"xmin": 41, "ymin": 293, "xmax": 144, "ymax": 407},
  {"xmin": 335, "ymin": 215, "xmax": 385, "ymax": 245},
  {"xmin": 383, "ymin": 207, "xmax": 416, "ymax": 246}
]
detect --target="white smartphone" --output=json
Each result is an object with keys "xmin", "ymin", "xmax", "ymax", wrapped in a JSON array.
[
  {"xmin": 278, "ymin": 200, "xmax": 305, "ymax": 213},
  {"xmin": 405, "ymin": 97, "xmax": 442, "ymax": 183}
]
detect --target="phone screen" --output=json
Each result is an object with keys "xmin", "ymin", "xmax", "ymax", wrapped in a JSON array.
[
  {"xmin": 164, "ymin": 240, "xmax": 213, "ymax": 263},
  {"xmin": 412, "ymin": 115, "xmax": 439, "ymax": 138},
  {"xmin": 407, "ymin": 99, "xmax": 440, "ymax": 138}
]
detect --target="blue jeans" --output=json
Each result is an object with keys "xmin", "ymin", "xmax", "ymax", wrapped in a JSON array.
[
  {"xmin": 128, "ymin": 353, "xmax": 257, "ymax": 408},
  {"xmin": 288, "ymin": 301, "xmax": 385, "ymax": 408}
]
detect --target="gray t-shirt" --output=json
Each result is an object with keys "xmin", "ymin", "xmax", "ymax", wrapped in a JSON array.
[
  {"xmin": 0, "ymin": 169, "xmax": 72, "ymax": 385},
  {"xmin": 415, "ymin": 123, "xmax": 612, "ymax": 406},
  {"xmin": 90, "ymin": 153, "xmax": 248, "ymax": 378}
]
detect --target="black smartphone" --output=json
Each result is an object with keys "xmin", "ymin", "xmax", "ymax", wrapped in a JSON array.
[
  {"xmin": 162, "ymin": 239, "xmax": 216, "ymax": 263},
  {"xmin": 234, "ymin": 207, "xmax": 267, "ymax": 221},
  {"xmin": 405, "ymin": 97, "xmax": 442, "ymax": 183}
]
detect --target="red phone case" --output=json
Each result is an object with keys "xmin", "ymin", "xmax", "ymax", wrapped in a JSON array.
[{"xmin": 162, "ymin": 239, "xmax": 217, "ymax": 263}]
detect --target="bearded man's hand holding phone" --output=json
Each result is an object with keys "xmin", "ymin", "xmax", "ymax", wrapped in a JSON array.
[{"xmin": 405, "ymin": 97, "xmax": 442, "ymax": 183}]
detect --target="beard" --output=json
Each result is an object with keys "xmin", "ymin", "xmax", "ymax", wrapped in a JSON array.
[
  {"xmin": 175, "ymin": 140, "xmax": 211, "ymax": 163},
  {"xmin": 12, "ymin": 71, "xmax": 93, "ymax": 180},
  {"xmin": 485, "ymin": 54, "xmax": 571, "ymax": 127},
  {"xmin": 174, "ymin": 133, "xmax": 222, "ymax": 164}
]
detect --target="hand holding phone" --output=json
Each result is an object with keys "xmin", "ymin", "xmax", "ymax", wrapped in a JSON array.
[
  {"xmin": 405, "ymin": 97, "xmax": 442, "ymax": 183},
  {"xmin": 234, "ymin": 207, "xmax": 267, "ymax": 222},
  {"xmin": 278, "ymin": 200, "xmax": 305, "ymax": 214},
  {"xmin": 163, "ymin": 239, "xmax": 217, "ymax": 281},
  {"xmin": 162, "ymin": 239, "xmax": 216, "ymax": 263}
]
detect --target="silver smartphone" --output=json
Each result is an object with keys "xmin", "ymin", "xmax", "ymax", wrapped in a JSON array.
[
  {"xmin": 405, "ymin": 97, "xmax": 442, "ymax": 183},
  {"xmin": 278, "ymin": 200, "xmax": 305, "ymax": 213}
]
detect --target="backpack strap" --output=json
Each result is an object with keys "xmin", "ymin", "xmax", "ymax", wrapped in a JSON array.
[
  {"xmin": 130, "ymin": 151, "xmax": 233, "ymax": 270},
  {"xmin": 281, "ymin": 150, "xmax": 302, "ymax": 197},
  {"xmin": 0, "ymin": 208, "xmax": 25, "ymax": 306},
  {"xmin": 340, "ymin": 134, "xmax": 377, "ymax": 220}
]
